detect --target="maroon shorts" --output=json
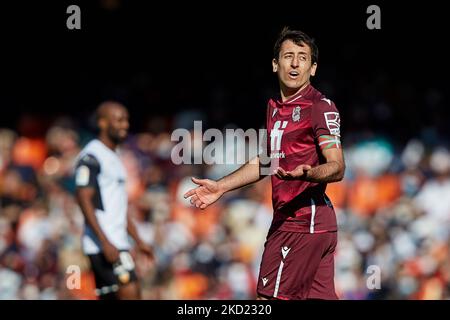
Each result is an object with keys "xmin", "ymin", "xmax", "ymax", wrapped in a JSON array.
[{"xmin": 257, "ymin": 230, "xmax": 338, "ymax": 300}]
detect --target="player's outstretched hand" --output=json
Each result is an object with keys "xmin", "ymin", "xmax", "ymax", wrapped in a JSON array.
[
  {"xmin": 183, "ymin": 177, "xmax": 224, "ymax": 210},
  {"xmin": 275, "ymin": 165, "xmax": 311, "ymax": 180}
]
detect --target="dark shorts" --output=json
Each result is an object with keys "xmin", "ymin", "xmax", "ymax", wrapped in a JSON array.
[
  {"xmin": 257, "ymin": 230, "xmax": 338, "ymax": 300},
  {"xmin": 88, "ymin": 250, "xmax": 138, "ymax": 298}
]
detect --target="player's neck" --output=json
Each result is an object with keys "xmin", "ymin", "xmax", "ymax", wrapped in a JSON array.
[
  {"xmin": 98, "ymin": 135, "xmax": 118, "ymax": 151},
  {"xmin": 280, "ymin": 82, "xmax": 310, "ymax": 103}
]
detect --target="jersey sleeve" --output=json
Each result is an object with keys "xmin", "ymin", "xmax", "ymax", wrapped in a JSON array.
[
  {"xmin": 74, "ymin": 154, "xmax": 101, "ymax": 188},
  {"xmin": 311, "ymin": 98, "xmax": 341, "ymax": 139}
]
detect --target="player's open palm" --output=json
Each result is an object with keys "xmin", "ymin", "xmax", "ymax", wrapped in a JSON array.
[
  {"xmin": 275, "ymin": 165, "xmax": 312, "ymax": 180},
  {"xmin": 184, "ymin": 177, "xmax": 223, "ymax": 209}
]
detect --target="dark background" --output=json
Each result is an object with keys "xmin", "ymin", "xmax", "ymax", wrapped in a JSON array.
[{"xmin": 1, "ymin": 1, "xmax": 448, "ymax": 145}]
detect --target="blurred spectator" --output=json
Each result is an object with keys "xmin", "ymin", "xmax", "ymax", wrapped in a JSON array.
[{"xmin": 0, "ymin": 91, "xmax": 449, "ymax": 300}]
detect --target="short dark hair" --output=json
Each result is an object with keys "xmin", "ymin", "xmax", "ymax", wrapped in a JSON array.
[
  {"xmin": 95, "ymin": 100, "xmax": 126, "ymax": 123},
  {"xmin": 273, "ymin": 27, "xmax": 319, "ymax": 64}
]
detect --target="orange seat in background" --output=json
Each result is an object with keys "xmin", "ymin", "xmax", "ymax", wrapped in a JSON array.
[{"xmin": 348, "ymin": 174, "xmax": 401, "ymax": 216}]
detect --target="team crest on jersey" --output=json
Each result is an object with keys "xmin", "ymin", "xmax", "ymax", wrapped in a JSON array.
[
  {"xmin": 324, "ymin": 112, "xmax": 340, "ymax": 136},
  {"xmin": 292, "ymin": 106, "xmax": 301, "ymax": 122}
]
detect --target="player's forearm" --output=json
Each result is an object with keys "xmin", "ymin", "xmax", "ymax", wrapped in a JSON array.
[
  {"xmin": 217, "ymin": 156, "xmax": 263, "ymax": 193},
  {"xmin": 127, "ymin": 215, "xmax": 144, "ymax": 246},
  {"xmin": 83, "ymin": 209, "xmax": 110, "ymax": 245},
  {"xmin": 304, "ymin": 161, "xmax": 345, "ymax": 183}
]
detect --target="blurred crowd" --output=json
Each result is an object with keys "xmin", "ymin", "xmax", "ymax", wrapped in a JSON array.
[{"xmin": 0, "ymin": 108, "xmax": 449, "ymax": 300}]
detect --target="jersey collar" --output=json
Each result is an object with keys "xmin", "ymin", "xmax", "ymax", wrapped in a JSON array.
[{"xmin": 277, "ymin": 84, "xmax": 312, "ymax": 105}]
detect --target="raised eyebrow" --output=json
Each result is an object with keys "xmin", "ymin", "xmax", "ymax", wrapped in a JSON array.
[{"xmin": 282, "ymin": 51, "xmax": 308, "ymax": 56}]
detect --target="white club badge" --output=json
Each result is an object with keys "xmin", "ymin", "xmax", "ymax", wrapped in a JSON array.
[{"xmin": 292, "ymin": 106, "xmax": 301, "ymax": 122}]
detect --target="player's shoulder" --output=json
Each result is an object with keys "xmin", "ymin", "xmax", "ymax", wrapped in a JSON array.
[
  {"xmin": 265, "ymin": 97, "xmax": 278, "ymax": 119},
  {"xmin": 308, "ymin": 86, "xmax": 335, "ymax": 106},
  {"xmin": 309, "ymin": 90, "xmax": 339, "ymax": 115},
  {"xmin": 77, "ymin": 153, "xmax": 100, "ymax": 166},
  {"xmin": 76, "ymin": 140, "xmax": 103, "ymax": 167},
  {"xmin": 81, "ymin": 139, "xmax": 108, "ymax": 155},
  {"xmin": 315, "ymin": 97, "xmax": 338, "ymax": 112},
  {"xmin": 267, "ymin": 97, "xmax": 277, "ymax": 108}
]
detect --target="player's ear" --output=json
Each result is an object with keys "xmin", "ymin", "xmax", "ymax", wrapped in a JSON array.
[
  {"xmin": 98, "ymin": 118, "xmax": 107, "ymax": 131},
  {"xmin": 272, "ymin": 59, "xmax": 278, "ymax": 73},
  {"xmin": 310, "ymin": 62, "xmax": 317, "ymax": 77}
]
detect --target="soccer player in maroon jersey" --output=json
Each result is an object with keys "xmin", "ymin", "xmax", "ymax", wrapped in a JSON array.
[{"xmin": 184, "ymin": 27, "xmax": 345, "ymax": 300}]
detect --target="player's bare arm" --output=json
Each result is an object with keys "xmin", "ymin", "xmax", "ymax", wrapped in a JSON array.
[
  {"xmin": 275, "ymin": 135, "xmax": 345, "ymax": 183},
  {"xmin": 303, "ymin": 146, "xmax": 345, "ymax": 182},
  {"xmin": 127, "ymin": 214, "xmax": 154, "ymax": 259},
  {"xmin": 76, "ymin": 187, "xmax": 120, "ymax": 263},
  {"xmin": 184, "ymin": 155, "xmax": 264, "ymax": 209}
]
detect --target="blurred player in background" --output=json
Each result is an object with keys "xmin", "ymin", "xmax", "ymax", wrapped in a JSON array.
[
  {"xmin": 184, "ymin": 27, "xmax": 345, "ymax": 300},
  {"xmin": 74, "ymin": 101, "xmax": 153, "ymax": 300}
]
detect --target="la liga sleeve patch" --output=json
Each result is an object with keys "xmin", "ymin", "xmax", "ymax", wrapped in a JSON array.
[
  {"xmin": 324, "ymin": 112, "xmax": 341, "ymax": 137},
  {"xmin": 74, "ymin": 154, "xmax": 101, "ymax": 188},
  {"xmin": 75, "ymin": 165, "xmax": 90, "ymax": 186},
  {"xmin": 312, "ymin": 98, "xmax": 341, "ymax": 139}
]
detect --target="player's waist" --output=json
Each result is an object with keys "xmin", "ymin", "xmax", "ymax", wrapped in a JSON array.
[
  {"xmin": 273, "ymin": 185, "xmax": 330, "ymax": 213},
  {"xmin": 268, "ymin": 221, "xmax": 337, "ymax": 234},
  {"xmin": 270, "ymin": 204, "xmax": 337, "ymax": 234},
  {"xmin": 84, "ymin": 223, "xmax": 128, "ymax": 235},
  {"xmin": 94, "ymin": 208, "xmax": 127, "ymax": 218}
]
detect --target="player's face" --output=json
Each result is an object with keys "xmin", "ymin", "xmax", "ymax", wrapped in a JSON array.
[
  {"xmin": 273, "ymin": 40, "xmax": 317, "ymax": 94},
  {"xmin": 106, "ymin": 107, "xmax": 129, "ymax": 143}
]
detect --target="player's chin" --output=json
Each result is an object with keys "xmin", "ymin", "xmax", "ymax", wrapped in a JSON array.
[
  {"xmin": 283, "ymin": 80, "xmax": 302, "ymax": 91},
  {"xmin": 119, "ymin": 130, "xmax": 129, "ymax": 139},
  {"xmin": 114, "ymin": 132, "xmax": 128, "ymax": 143}
]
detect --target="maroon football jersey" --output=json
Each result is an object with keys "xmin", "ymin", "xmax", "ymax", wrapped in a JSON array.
[{"xmin": 265, "ymin": 84, "xmax": 341, "ymax": 234}]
